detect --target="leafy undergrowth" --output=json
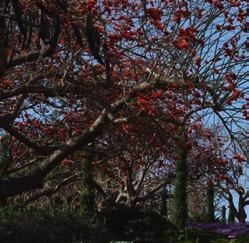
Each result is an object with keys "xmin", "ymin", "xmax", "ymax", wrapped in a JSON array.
[
  {"xmin": 177, "ymin": 230, "xmax": 249, "ymax": 243},
  {"xmin": 1, "ymin": 207, "xmax": 249, "ymax": 242},
  {"xmin": 182, "ymin": 230, "xmax": 229, "ymax": 243},
  {"xmin": 186, "ymin": 223, "xmax": 249, "ymax": 243},
  {"xmin": 234, "ymin": 236, "xmax": 249, "ymax": 243},
  {"xmin": 0, "ymin": 207, "xmax": 108, "ymax": 243},
  {"xmin": 0, "ymin": 206, "xmax": 176, "ymax": 243}
]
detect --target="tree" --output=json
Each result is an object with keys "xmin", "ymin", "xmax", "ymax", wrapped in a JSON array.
[
  {"xmin": 0, "ymin": 2, "xmax": 248, "ymax": 232},
  {"xmin": 206, "ymin": 180, "xmax": 215, "ymax": 222},
  {"xmin": 217, "ymin": 154, "xmax": 249, "ymax": 223},
  {"xmin": 80, "ymin": 150, "xmax": 95, "ymax": 216},
  {"xmin": 92, "ymin": 117, "xmax": 176, "ymax": 210}
]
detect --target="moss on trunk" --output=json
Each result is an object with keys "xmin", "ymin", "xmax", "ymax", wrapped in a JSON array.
[
  {"xmin": 173, "ymin": 128, "xmax": 188, "ymax": 231},
  {"xmin": 206, "ymin": 181, "xmax": 215, "ymax": 222},
  {"xmin": 79, "ymin": 150, "xmax": 95, "ymax": 217}
]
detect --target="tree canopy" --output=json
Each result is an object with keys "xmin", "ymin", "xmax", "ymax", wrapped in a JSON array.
[{"xmin": 0, "ymin": 0, "xmax": 248, "ymax": 227}]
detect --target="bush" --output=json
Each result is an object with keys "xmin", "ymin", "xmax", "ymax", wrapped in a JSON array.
[
  {"xmin": 99, "ymin": 205, "xmax": 176, "ymax": 242},
  {"xmin": 234, "ymin": 235, "xmax": 249, "ymax": 243},
  {"xmin": 0, "ymin": 207, "xmax": 108, "ymax": 243},
  {"xmin": 185, "ymin": 230, "xmax": 228, "ymax": 243}
]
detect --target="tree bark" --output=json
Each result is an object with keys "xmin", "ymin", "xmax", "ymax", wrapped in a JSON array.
[
  {"xmin": 238, "ymin": 193, "xmax": 247, "ymax": 223},
  {"xmin": 160, "ymin": 188, "xmax": 168, "ymax": 219},
  {"xmin": 173, "ymin": 128, "xmax": 188, "ymax": 230},
  {"xmin": 80, "ymin": 150, "xmax": 95, "ymax": 216},
  {"xmin": 221, "ymin": 205, "xmax": 226, "ymax": 224},
  {"xmin": 0, "ymin": 72, "xmax": 156, "ymax": 202},
  {"xmin": 206, "ymin": 180, "xmax": 215, "ymax": 222},
  {"xmin": 228, "ymin": 193, "xmax": 236, "ymax": 224}
]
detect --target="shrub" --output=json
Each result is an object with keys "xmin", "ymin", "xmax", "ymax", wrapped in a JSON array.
[{"xmin": 0, "ymin": 207, "xmax": 108, "ymax": 243}]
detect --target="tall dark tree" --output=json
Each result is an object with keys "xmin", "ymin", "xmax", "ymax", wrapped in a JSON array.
[
  {"xmin": 173, "ymin": 127, "xmax": 188, "ymax": 230},
  {"xmin": 80, "ymin": 150, "xmax": 95, "ymax": 217},
  {"xmin": 206, "ymin": 180, "xmax": 215, "ymax": 222}
]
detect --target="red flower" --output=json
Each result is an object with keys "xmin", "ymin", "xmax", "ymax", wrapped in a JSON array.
[
  {"xmin": 233, "ymin": 153, "xmax": 245, "ymax": 162},
  {"xmin": 148, "ymin": 106, "xmax": 157, "ymax": 115},
  {"xmin": 225, "ymin": 24, "xmax": 235, "ymax": 31},
  {"xmin": 2, "ymin": 79, "xmax": 12, "ymax": 87},
  {"xmin": 227, "ymin": 81, "xmax": 236, "ymax": 90},
  {"xmin": 243, "ymin": 110, "xmax": 248, "ymax": 118},
  {"xmin": 207, "ymin": 180, "xmax": 214, "ymax": 188},
  {"xmin": 137, "ymin": 97, "xmax": 149, "ymax": 105},
  {"xmin": 195, "ymin": 7, "xmax": 203, "ymax": 19},
  {"xmin": 195, "ymin": 56, "xmax": 202, "ymax": 67},
  {"xmin": 177, "ymin": 38, "xmax": 189, "ymax": 49},
  {"xmin": 147, "ymin": 8, "xmax": 163, "ymax": 21},
  {"xmin": 61, "ymin": 159, "xmax": 74, "ymax": 167},
  {"xmin": 229, "ymin": 0, "xmax": 240, "ymax": 7},
  {"xmin": 225, "ymin": 72, "xmax": 237, "ymax": 82},
  {"xmin": 183, "ymin": 141, "xmax": 192, "ymax": 151},
  {"xmin": 230, "ymin": 89, "xmax": 242, "ymax": 101},
  {"xmin": 216, "ymin": 159, "xmax": 229, "ymax": 166},
  {"xmin": 151, "ymin": 89, "xmax": 164, "ymax": 99},
  {"xmin": 122, "ymin": 31, "xmax": 134, "ymax": 40}
]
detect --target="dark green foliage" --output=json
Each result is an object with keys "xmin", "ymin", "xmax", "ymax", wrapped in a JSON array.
[
  {"xmin": 184, "ymin": 230, "xmax": 229, "ymax": 243},
  {"xmin": 173, "ymin": 148, "xmax": 187, "ymax": 231},
  {"xmin": 0, "ymin": 207, "xmax": 108, "ymax": 243},
  {"xmin": 100, "ymin": 205, "xmax": 145, "ymax": 236},
  {"xmin": 0, "ymin": 135, "xmax": 12, "ymax": 177},
  {"xmin": 160, "ymin": 188, "xmax": 168, "ymax": 219},
  {"xmin": 79, "ymin": 157, "xmax": 95, "ymax": 217},
  {"xmin": 99, "ymin": 205, "xmax": 171, "ymax": 242},
  {"xmin": 0, "ymin": 206, "xmax": 237, "ymax": 243},
  {"xmin": 166, "ymin": 229, "xmax": 229, "ymax": 242},
  {"xmin": 0, "ymin": 135, "xmax": 12, "ymax": 206},
  {"xmin": 234, "ymin": 236, "xmax": 249, "ymax": 243},
  {"xmin": 0, "ymin": 206, "xmax": 181, "ymax": 242},
  {"xmin": 206, "ymin": 182, "xmax": 215, "ymax": 222},
  {"xmin": 189, "ymin": 212, "xmax": 210, "ymax": 223}
]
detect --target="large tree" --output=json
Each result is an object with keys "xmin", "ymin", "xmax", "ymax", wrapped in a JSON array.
[{"xmin": 0, "ymin": 1, "xmax": 248, "ymax": 230}]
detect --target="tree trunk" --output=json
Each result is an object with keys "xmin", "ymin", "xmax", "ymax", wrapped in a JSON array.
[
  {"xmin": 227, "ymin": 191, "xmax": 236, "ymax": 223},
  {"xmin": 173, "ymin": 130, "xmax": 188, "ymax": 230},
  {"xmin": 221, "ymin": 205, "xmax": 226, "ymax": 224},
  {"xmin": 238, "ymin": 208, "xmax": 246, "ymax": 223},
  {"xmin": 206, "ymin": 180, "xmax": 215, "ymax": 222},
  {"xmin": 228, "ymin": 205, "xmax": 236, "ymax": 223},
  {"xmin": 160, "ymin": 188, "xmax": 168, "ymax": 220},
  {"xmin": 238, "ymin": 194, "xmax": 247, "ymax": 223},
  {"xmin": 0, "ymin": 10, "xmax": 8, "ymax": 78},
  {"xmin": 80, "ymin": 150, "xmax": 95, "ymax": 216}
]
